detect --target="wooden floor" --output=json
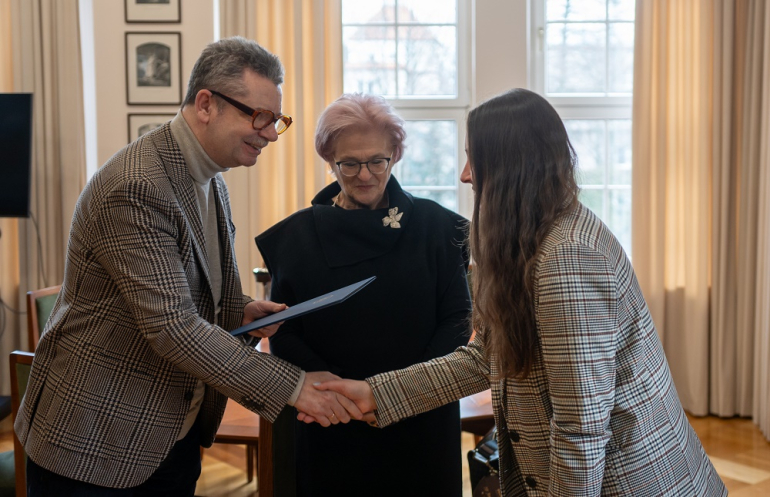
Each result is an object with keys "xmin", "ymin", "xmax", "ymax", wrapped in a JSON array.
[{"xmin": 2, "ymin": 414, "xmax": 769, "ymax": 496}]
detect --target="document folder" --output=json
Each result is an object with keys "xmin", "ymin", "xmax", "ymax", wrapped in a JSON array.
[{"xmin": 230, "ymin": 276, "xmax": 377, "ymax": 337}]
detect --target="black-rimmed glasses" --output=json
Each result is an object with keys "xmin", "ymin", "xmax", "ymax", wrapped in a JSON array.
[
  {"xmin": 208, "ymin": 90, "xmax": 292, "ymax": 134},
  {"xmin": 334, "ymin": 156, "xmax": 392, "ymax": 177}
]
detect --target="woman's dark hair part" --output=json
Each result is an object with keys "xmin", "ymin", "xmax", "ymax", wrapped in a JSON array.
[{"xmin": 468, "ymin": 88, "xmax": 579, "ymax": 379}]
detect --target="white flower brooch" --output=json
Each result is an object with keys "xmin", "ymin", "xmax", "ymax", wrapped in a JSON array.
[{"xmin": 382, "ymin": 207, "xmax": 403, "ymax": 229}]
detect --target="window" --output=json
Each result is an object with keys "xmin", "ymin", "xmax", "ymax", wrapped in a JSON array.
[
  {"xmin": 341, "ymin": 0, "xmax": 471, "ymax": 216},
  {"xmin": 532, "ymin": 0, "xmax": 635, "ymax": 256}
]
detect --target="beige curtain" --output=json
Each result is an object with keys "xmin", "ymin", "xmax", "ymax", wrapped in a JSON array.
[
  {"xmin": 0, "ymin": 0, "xmax": 22, "ymax": 395},
  {"xmin": 633, "ymin": 0, "xmax": 770, "ymax": 432},
  {"xmin": 751, "ymin": 4, "xmax": 770, "ymax": 440},
  {"xmin": 219, "ymin": 0, "xmax": 342, "ymax": 297},
  {"xmin": 0, "ymin": 0, "xmax": 86, "ymax": 393}
]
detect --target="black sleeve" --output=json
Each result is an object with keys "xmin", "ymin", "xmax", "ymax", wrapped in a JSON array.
[{"xmin": 421, "ymin": 223, "xmax": 472, "ymax": 361}]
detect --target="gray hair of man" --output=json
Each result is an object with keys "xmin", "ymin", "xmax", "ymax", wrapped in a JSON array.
[{"xmin": 182, "ymin": 36, "xmax": 284, "ymax": 108}]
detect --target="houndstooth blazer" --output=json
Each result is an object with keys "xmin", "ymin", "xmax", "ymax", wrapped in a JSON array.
[
  {"xmin": 368, "ymin": 203, "xmax": 727, "ymax": 496},
  {"xmin": 14, "ymin": 123, "xmax": 302, "ymax": 488}
]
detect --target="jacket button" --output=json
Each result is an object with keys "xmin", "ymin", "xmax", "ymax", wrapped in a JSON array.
[
  {"xmin": 510, "ymin": 430, "xmax": 520, "ymax": 442},
  {"xmin": 184, "ymin": 391, "xmax": 194, "ymax": 401},
  {"xmin": 525, "ymin": 476, "xmax": 537, "ymax": 488}
]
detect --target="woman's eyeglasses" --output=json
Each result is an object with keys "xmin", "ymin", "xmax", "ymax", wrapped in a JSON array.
[{"xmin": 334, "ymin": 157, "xmax": 392, "ymax": 177}]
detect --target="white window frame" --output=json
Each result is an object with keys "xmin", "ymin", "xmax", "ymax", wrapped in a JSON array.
[
  {"xmin": 341, "ymin": 0, "xmax": 473, "ymax": 218},
  {"xmin": 529, "ymin": 0, "xmax": 634, "ymax": 254}
]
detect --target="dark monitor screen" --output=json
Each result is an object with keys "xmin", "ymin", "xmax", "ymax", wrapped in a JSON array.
[{"xmin": 0, "ymin": 93, "xmax": 33, "ymax": 218}]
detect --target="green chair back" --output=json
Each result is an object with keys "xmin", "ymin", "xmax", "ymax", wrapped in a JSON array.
[
  {"xmin": 35, "ymin": 293, "xmax": 58, "ymax": 332},
  {"xmin": 0, "ymin": 451, "xmax": 14, "ymax": 497},
  {"xmin": 7, "ymin": 351, "xmax": 34, "ymax": 497}
]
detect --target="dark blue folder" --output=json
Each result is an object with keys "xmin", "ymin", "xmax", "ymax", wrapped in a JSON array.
[{"xmin": 229, "ymin": 276, "xmax": 377, "ymax": 337}]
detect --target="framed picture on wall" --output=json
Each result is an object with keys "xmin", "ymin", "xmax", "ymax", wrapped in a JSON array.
[
  {"xmin": 125, "ymin": 32, "xmax": 182, "ymax": 105},
  {"xmin": 125, "ymin": 0, "xmax": 181, "ymax": 23},
  {"xmin": 127, "ymin": 113, "xmax": 175, "ymax": 142}
]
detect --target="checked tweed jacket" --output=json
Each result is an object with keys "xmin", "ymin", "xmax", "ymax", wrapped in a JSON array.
[
  {"xmin": 368, "ymin": 203, "xmax": 726, "ymax": 496},
  {"xmin": 14, "ymin": 123, "xmax": 302, "ymax": 488}
]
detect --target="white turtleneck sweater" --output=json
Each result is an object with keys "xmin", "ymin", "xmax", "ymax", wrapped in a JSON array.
[{"xmin": 168, "ymin": 112, "xmax": 304, "ymax": 441}]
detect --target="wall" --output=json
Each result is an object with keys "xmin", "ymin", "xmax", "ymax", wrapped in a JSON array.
[
  {"xmin": 473, "ymin": 0, "xmax": 529, "ymax": 105},
  {"xmin": 90, "ymin": 0, "xmax": 215, "ymax": 166}
]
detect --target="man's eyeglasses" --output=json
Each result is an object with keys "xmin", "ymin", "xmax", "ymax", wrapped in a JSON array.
[
  {"xmin": 334, "ymin": 156, "xmax": 392, "ymax": 177},
  {"xmin": 208, "ymin": 90, "xmax": 292, "ymax": 135}
]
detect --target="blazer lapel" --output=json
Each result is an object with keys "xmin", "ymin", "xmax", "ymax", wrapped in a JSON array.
[
  {"xmin": 212, "ymin": 175, "xmax": 246, "ymax": 332},
  {"xmin": 156, "ymin": 125, "xmax": 214, "ymax": 297}
]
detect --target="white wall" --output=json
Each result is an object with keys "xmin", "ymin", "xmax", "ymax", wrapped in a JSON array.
[
  {"xmin": 90, "ymin": 0, "xmax": 215, "ymax": 166},
  {"xmin": 473, "ymin": 0, "xmax": 530, "ymax": 105}
]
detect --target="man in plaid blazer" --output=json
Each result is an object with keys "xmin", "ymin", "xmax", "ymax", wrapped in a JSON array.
[{"xmin": 15, "ymin": 37, "xmax": 357, "ymax": 494}]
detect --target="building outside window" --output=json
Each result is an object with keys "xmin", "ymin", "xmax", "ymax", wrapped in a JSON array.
[
  {"xmin": 341, "ymin": 0, "xmax": 471, "ymax": 216},
  {"xmin": 532, "ymin": 0, "xmax": 636, "ymax": 257}
]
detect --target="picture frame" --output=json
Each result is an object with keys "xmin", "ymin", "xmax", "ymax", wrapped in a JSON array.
[
  {"xmin": 127, "ymin": 113, "xmax": 175, "ymax": 142},
  {"xmin": 125, "ymin": 0, "xmax": 181, "ymax": 24},
  {"xmin": 125, "ymin": 32, "xmax": 182, "ymax": 105}
]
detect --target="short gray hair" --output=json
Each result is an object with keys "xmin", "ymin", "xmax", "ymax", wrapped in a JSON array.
[{"xmin": 183, "ymin": 36, "xmax": 284, "ymax": 106}]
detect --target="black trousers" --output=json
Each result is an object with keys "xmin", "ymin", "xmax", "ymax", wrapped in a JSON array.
[{"xmin": 27, "ymin": 422, "xmax": 201, "ymax": 497}]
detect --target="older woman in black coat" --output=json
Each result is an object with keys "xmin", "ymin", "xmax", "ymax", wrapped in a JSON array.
[{"xmin": 256, "ymin": 93, "xmax": 471, "ymax": 497}]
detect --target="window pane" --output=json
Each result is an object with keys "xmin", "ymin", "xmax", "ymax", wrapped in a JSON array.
[
  {"xmin": 397, "ymin": 26, "xmax": 457, "ymax": 97},
  {"xmin": 547, "ymin": 0, "xmax": 607, "ymax": 21},
  {"xmin": 406, "ymin": 189, "xmax": 457, "ymax": 211},
  {"xmin": 342, "ymin": 0, "xmax": 394, "ymax": 24},
  {"xmin": 343, "ymin": 26, "xmax": 397, "ymax": 96},
  {"xmin": 608, "ymin": 119, "xmax": 632, "ymax": 185},
  {"xmin": 609, "ymin": 188, "xmax": 632, "ymax": 256},
  {"xmin": 609, "ymin": 0, "xmax": 636, "ymax": 21},
  {"xmin": 399, "ymin": 120, "xmax": 457, "ymax": 187},
  {"xmin": 399, "ymin": 0, "xmax": 456, "ymax": 24},
  {"xmin": 579, "ymin": 188, "xmax": 604, "ymax": 218},
  {"xmin": 547, "ymin": 22, "xmax": 606, "ymax": 94},
  {"xmin": 565, "ymin": 120, "xmax": 605, "ymax": 185},
  {"xmin": 608, "ymin": 23, "xmax": 634, "ymax": 93}
]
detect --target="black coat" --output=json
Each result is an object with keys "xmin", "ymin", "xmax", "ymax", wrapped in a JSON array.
[{"xmin": 256, "ymin": 177, "xmax": 472, "ymax": 497}]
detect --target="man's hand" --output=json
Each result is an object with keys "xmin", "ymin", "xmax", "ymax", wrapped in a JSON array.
[
  {"xmin": 293, "ymin": 372, "xmax": 364, "ymax": 427},
  {"xmin": 297, "ymin": 379, "xmax": 377, "ymax": 425},
  {"xmin": 242, "ymin": 300, "xmax": 287, "ymax": 339}
]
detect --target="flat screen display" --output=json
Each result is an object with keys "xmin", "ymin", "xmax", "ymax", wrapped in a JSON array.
[{"xmin": 0, "ymin": 93, "xmax": 33, "ymax": 217}]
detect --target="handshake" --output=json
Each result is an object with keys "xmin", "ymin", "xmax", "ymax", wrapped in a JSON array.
[{"xmin": 292, "ymin": 372, "xmax": 379, "ymax": 427}]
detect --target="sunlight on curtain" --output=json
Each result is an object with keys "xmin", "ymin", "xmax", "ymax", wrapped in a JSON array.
[
  {"xmin": 633, "ymin": 0, "xmax": 712, "ymax": 416},
  {"xmin": 751, "ymin": 2, "xmax": 770, "ymax": 441},
  {"xmin": 633, "ymin": 0, "xmax": 770, "ymax": 431},
  {"xmin": 219, "ymin": 0, "xmax": 342, "ymax": 297},
  {"xmin": 0, "ymin": 0, "xmax": 22, "ymax": 396}
]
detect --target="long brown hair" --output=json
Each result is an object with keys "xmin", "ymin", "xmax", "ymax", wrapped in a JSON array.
[{"xmin": 468, "ymin": 89, "xmax": 579, "ymax": 379}]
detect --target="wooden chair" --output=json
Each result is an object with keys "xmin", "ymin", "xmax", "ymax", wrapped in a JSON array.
[
  {"xmin": 257, "ymin": 416, "xmax": 274, "ymax": 497},
  {"xmin": 25, "ymin": 285, "xmax": 61, "ymax": 351},
  {"xmin": 211, "ymin": 399, "xmax": 260, "ymax": 483},
  {"xmin": 10, "ymin": 351, "xmax": 34, "ymax": 497}
]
